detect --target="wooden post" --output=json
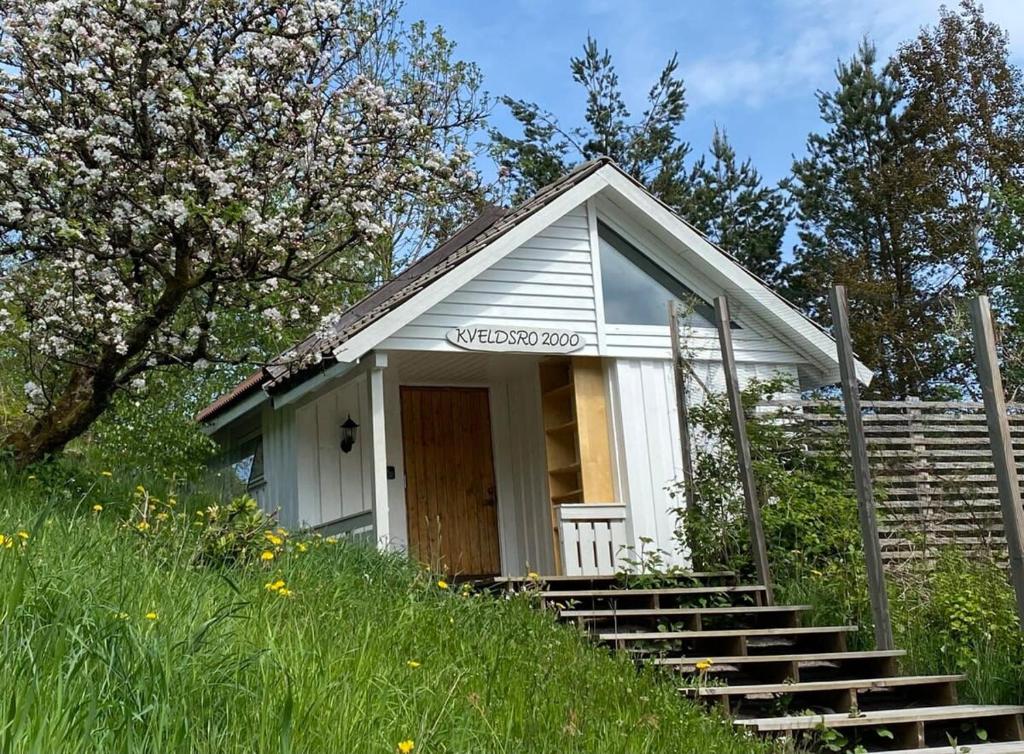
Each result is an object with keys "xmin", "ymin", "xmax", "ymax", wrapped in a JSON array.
[
  {"xmin": 970, "ymin": 295, "xmax": 1024, "ymax": 630},
  {"xmin": 668, "ymin": 301, "xmax": 696, "ymax": 513},
  {"xmin": 713, "ymin": 296, "xmax": 773, "ymax": 604},
  {"xmin": 829, "ymin": 286, "xmax": 894, "ymax": 650}
]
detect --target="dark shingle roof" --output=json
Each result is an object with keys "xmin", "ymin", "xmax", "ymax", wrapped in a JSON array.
[{"xmin": 197, "ymin": 157, "xmax": 614, "ymax": 423}]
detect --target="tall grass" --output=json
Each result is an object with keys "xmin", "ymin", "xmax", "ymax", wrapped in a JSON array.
[{"xmin": 0, "ymin": 463, "xmax": 765, "ymax": 754}]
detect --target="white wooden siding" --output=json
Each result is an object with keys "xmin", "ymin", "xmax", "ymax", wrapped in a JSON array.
[
  {"xmin": 381, "ymin": 205, "xmax": 599, "ymax": 354},
  {"xmin": 260, "ymin": 402, "xmax": 298, "ymax": 526},
  {"xmin": 608, "ymin": 358, "xmax": 799, "ymax": 568},
  {"xmin": 293, "ymin": 375, "xmax": 373, "ymax": 528}
]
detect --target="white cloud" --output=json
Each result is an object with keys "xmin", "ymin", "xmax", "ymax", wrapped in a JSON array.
[{"xmin": 682, "ymin": 0, "xmax": 1024, "ymax": 110}]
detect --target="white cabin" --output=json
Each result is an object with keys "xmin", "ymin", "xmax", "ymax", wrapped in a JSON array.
[{"xmin": 198, "ymin": 158, "xmax": 867, "ymax": 577}]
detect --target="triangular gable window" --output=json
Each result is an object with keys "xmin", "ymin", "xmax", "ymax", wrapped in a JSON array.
[{"xmin": 597, "ymin": 222, "xmax": 717, "ymax": 327}]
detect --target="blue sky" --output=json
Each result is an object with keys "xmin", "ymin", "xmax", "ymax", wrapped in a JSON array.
[{"xmin": 406, "ymin": 0, "xmax": 1024, "ymax": 197}]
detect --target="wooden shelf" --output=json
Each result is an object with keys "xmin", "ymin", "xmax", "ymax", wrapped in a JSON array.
[
  {"xmin": 544, "ymin": 420, "xmax": 578, "ymax": 436},
  {"xmin": 541, "ymin": 383, "xmax": 574, "ymax": 401},
  {"xmin": 551, "ymin": 490, "xmax": 583, "ymax": 504},
  {"xmin": 539, "ymin": 356, "xmax": 613, "ymax": 575}
]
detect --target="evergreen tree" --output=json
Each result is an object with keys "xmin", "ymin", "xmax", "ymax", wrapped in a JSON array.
[
  {"xmin": 489, "ymin": 35, "xmax": 689, "ymax": 206},
  {"xmin": 785, "ymin": 41, "xmax": 949, "ymax": 399},
  {"xmin": 680, "ymin": 128, "xmax": 788, "ymax": 283},
  {"xmin": 489, "ymin": 36, "xmax": 786, "ymax": 282}
]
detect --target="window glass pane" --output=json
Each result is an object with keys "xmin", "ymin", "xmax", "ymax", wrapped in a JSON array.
[
  {"xmin": 598, "ymin": 224, "xmax": 715, "ymax": 327},
  {"xmin": 231, "ymin": 436, "xmax": 264, "ymax": 487}
]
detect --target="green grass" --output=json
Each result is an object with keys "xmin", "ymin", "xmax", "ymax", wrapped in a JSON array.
[{"xmin": 0, "ymin": 462, "xmax": 767, "ymax": 754}]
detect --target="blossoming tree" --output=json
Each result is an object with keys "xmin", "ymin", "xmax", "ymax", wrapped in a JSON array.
[{"xmin": 0, "ymin": 0, "xmax": 485, "ymax": 466}]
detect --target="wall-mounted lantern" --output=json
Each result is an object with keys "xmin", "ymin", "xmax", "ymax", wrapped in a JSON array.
[{"xmin": 340, "ymin": 414, "xmax": 359, "ymax": 454}]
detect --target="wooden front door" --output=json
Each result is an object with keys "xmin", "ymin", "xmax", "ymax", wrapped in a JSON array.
[{"xmin": 400, "ymin": 386, "xmax": 501, "ymax": 576}]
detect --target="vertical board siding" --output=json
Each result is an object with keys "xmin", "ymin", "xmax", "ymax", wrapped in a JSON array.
[
  {"xmin": 609, "ymin": 358, "xmax": 799, "ymax": 567},
  {"xmin": 260, "ymin": 403, "xmax": 298, "ymax": 526},
  {"xmin": 290, "ymin": 374, "xmax": 373, "ymax": 528},
  {"xmin": 381, "ymin": 205, "xmax": 598, "ymax": 353}
]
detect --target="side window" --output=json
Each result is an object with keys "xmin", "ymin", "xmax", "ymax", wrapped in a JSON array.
[
  {"xmin": 232, "ymin": 435, "xmax": 265, "ymax": 489},
  {"xmin": 597, "ymin": 222, "xmax": 717, "ymax": 327}
]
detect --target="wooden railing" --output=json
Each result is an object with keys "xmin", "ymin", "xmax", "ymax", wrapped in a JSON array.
[
  {"xmin": 760, "ymin": 399, "xmax": 1024, "ymax": 565},
  {"xmin": 555, "ymin": 503, "xmax": 628, "ymax": 576},
  {"xmin": 312, "ymin": 510, "xmax": 374, "ymax": 542}
]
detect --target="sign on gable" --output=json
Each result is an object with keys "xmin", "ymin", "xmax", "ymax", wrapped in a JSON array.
[{"xmin": 446, "ymin": 325, "xmax": 585, "ymax": 354}]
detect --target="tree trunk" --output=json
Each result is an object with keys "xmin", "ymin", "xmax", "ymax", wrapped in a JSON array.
[{"xmin": 5, "ymin": 366, "xmax": 115, "ymax": 468}]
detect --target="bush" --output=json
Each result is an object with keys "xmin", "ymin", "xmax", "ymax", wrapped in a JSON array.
[{"xmin": 676, "ymin": 377, "xmax": 1024, "ymax": 704}]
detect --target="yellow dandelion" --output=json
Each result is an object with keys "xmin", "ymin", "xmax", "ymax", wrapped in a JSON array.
[
  {"xmin": 115, "ymin": 611, "xmax": 129, "ymax": 620},
  {"xmin": 264, "ymin": 532, "xmax": 283, "ymax": 546},
  {"xmin": 155, "ymin": 512, "xmax": 168, "ymax": 522},
  {"xmin": 296, "ymin": 542, "xmax": 309, "ymax": 553},
  {"xmin": 277, "ymin": 588, "xmax": 294, "ymax": 598},
  {"xmin": 17, "ymin": 531, "xmax": 29, "ymax": 540},
  {"xmin": 436, "ymin": 580, "xmax": 448, "ymax": 590},
  {"xmin": 145, "ymin": 611, "xmax": 158, "ymax": 621},
  {"xmin": 406, "ymin": 660, "xmax": 421, "ymax": 669},
  {"xmin": 695, "ymin": 658, "xmax": 714, "ymax": 672},
  {"xmin": 0, "ymin": 534, "xmax": 10, "ymax": 549},
  {"xmin": 265, "ymin": 579, "xmax": 286, "ymax": 592},
  {"xmin": 135, "ymin": 521, "xmax": 150, "ymax": 532},
  {"xmin": 92, "ymin": 504, "xmax": 104, "ymax": 512},
  {"xmin": 135, "ymin": 485, "xmax": 145, "ymax": 493},
  {"xmin": 100, "ymin": 470, "xmax": 113, "ymax": 478},
  {"xmin": 260, "ymin": 550, "xmax": 275, "ymax": 562},
  {"xmin": 324, "ymin": 536, "xmax": 338, "ymax": 545},
  {"xmin": 397, "ymin": 740, "xmax": 415, "ymax": 754}
]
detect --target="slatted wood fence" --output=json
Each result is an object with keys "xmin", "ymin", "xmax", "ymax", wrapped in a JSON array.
[{"xmin": 760, "ymin": 399, "xmax": 1024, "ymax": 566}]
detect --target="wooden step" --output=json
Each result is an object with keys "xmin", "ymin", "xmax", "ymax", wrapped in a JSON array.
[
  {"xmin": 559, "ymin": 605, "xmax": 810, "ymax": 620},
  {"xmin": 887, "ymin": 742, "xmax": 1024, "ymax": 754},
  {"xmin": 737, "ymin": 700, "xmax": 1024, "ymax": 729},
  {"xmin": 689, "ymin": 675, "xmax": 964, "ymax": 716},
  {"xmin": 560, "ymin": 604, "xmax": 809, "ymax": 630},
  {"xmin": 656, "ymin": 649, "xmax": 905, "ymax": 669},
  {"xmin": 598, "ymin": 626, "xmax": 856, "ymax": 643},
  {"xmin": 688, "ymin": 675, "xmax": 965, "ymax": 698},
  {"xmin": 543, "ymin": 584, "xmax": 765, "ymax": 598},
  {"xmin": 491, "ymin": 571, "xmax": 736, "ymax": 589}
]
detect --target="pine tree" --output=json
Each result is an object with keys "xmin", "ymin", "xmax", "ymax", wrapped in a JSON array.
[
  {"xmin": 489, "ymin": 35, "xmax": 689, "ymax": 205},
  {"xmin": 489, "ymin": 36, "xmax": 786, "ymax": 282},
  {"xmin": 785, "ymin": 41, "xmax": 948, "ymax": 399},
  {"xmin": 680, "ymin": 128, "xmax": 788, "ymax": 283}
]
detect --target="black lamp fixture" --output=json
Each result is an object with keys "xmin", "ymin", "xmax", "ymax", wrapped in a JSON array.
[{"xmin": 340, "ymin": 414, "xmax": 359, "ymax": 453}]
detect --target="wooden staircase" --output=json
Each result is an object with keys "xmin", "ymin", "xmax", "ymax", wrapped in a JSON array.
[{"xmin": 492, "ymin": 573, "xmax": 1024, "ymax": 753}]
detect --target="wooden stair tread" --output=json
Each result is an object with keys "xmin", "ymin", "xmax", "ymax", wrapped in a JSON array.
[
  {"xmin": 543, "ymin": 584, "xmax": 766, "ymax": 598},
  {"xmin": 493, "ymin": 571, "xmax": 734, "ymax": 585},
  {"xmin": 656, "ymin": 649, "xmax": 906, "ymax": 666},
  {"xmin": 736, "ymin": 704, "xmax": 1024, "ymax": 731},
  {"xmin": 686, "ymin": 675, "xmax": 966, "ymax": 696},
  {"xmin": 561, "ymin": 605, "xmax": 809, "ymax": 618},
  {"xmin": 887, "ymin": 742, "xmax": 1024, "ymax": 754},
  {"xmin": 600, "ymin": 625, "xmax": 855, "ymax": 641}
]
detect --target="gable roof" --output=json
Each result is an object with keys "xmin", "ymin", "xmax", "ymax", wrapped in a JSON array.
[{"xmin": 198, "ymin": 157, "xmax": 868, "ymax": 424}]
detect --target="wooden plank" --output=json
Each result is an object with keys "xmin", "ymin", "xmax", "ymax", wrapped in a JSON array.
[
  {"xmin": 668, "ymin": 300, "xmax": 696, "ymax": 513},
  {"xmin": 690, "ymin": 674, "xmax": 965, "ymax": 697},
  {"xmin": 572, "ymin": 357, "xmax": 615, "ymax": 503},
  {"xmin": 714, "ymin": 295, "xmax": 773, "ymax": 604},
  {"xmin": 598, "ymin": 626, "xmax": 856, "ymax": 641},
  {"xmin": 971, "ymin": 295, "xmax": 1024, "ymax": 631},
  {"xmin": 735, "ymin": 704, "xmax": 1024, "ymax": 732},
  {"xmin": 829, "ymin": 286, "xmax": 893, "ymax": 651},
  {"xmin": 654, "ymin": 649, "xmax": 906, "ymax": 666}
]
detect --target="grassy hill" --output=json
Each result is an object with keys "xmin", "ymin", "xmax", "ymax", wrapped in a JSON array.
[{"xmin": 0, "ymin": 462, "xmax": 766, "ymax": 754}]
